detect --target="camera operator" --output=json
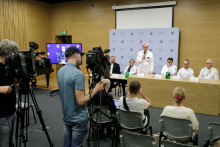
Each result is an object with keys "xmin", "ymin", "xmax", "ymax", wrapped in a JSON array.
[
  {"xmin": 57, "ymin": 46, "xmax": 104, "ymax": 147},
  {"xmin": 0, "ymin": 39, "xmax": 20, "ymax": 147}
]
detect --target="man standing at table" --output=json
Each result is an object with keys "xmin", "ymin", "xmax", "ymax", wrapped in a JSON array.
[
  {"xmin": 161, "ymin": 57, "xmax": 177, "ymax": 76},
  {"xmin": 198, "ymin": 59, "xmax": 219, "ymax": 79},
  {"xmin": 177, "ymin": 59, "xmax": 194, "ymax": 77},
  {"xmin": 136, "ymin": 42, "xmax": 154, "ymax": 74},
  {"xmin": 108, "ymin": 56, "xmax": 120, "ymax": 92}
]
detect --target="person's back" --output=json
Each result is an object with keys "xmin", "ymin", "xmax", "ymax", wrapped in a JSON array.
[
  {"xmin": 57, "ymin": 62, "xmax": 87, "ymax": 122},
  {"xmin": 160, "ymin": 87, "xmax": 199, "ymax": 131},
  {"xmin": 119, "ymin": 80, "xmax": 152, "ymax": 127}
]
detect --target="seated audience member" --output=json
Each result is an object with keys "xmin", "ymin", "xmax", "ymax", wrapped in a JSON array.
[
  {"xmin": 123, "ymin": 59, "xmax": 137, "ymax": 75},
  {"xmin": 161, "ymin": 58, "xmax": 177, "ymax": 76},
  {"xmin": 108, "ymin": 56, "xmax": 120, "ymax": 92},
  {"xmin": 161, "ymin": 87, "xmax": 199, "ymax": 131},
  {"xmin": 119, "ymin": 80, "xmax": 152, "ymax": 127},
  {"xmin": 90, "ymin": 79, "xmax": 116, "ymax": 136},
  {"xmin": 177, "ymin": 59, "xmax": 194, "ymax": 77},
  {"xmin": 211, "ymin": 137, "xmax": 220, "ymax": 147},
  {"xmin": 198, "ymin": 59, "xmax": 219, "ymax": 79}
]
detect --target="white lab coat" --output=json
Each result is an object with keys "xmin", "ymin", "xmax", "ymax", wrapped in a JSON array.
[
  {"xmin": 198, "ymin": 67, "xmax": 219, "ymax": 79},
  {"xmin": 161, "ymin": 65, "xmax": 177, "ymax": 76},
  {"xmin": 123, "ymin": 65, "xmax": 138, "ymax": 75},
  {"xmin": 136, "ymin": 50, "xmax": 154, "ymax": 74},
  {"xmin": 177, "ymin": 67, "xmax": 194, "ymax": 77}
]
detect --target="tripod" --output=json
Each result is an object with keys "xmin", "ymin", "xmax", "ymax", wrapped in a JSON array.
[
  {"xmin": 15, "ymin": 77, "xmax": 54, "ymax": 147},
  {"xmin": 87, "ymin": 83, "xmax": 119, "ymax": 147}
]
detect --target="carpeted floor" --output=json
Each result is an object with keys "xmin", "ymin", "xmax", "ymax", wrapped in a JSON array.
[{"xmin": 13, "ymin": 88, "xmax": 220, "ymax": 147}]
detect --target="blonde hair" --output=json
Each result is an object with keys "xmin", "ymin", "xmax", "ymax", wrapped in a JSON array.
[
  {"xmin": 173, "ymin": 87, "xmax": 186, "ymax": 104},
  {"xmin": 129, "ymin": 59, "xmax": 135, "ymax": 63}
]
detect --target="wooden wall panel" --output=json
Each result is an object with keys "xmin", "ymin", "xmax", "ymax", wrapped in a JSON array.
[
  {"xmin": 50, "ymin": 0, "xmax": 220, "ymax": 77},
  {"xmin": 26, "ymin": 0, "xmax": 52, "ymax": 80}
]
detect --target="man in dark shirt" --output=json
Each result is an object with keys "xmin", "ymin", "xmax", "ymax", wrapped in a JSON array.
[
  {"xmin": 108, "ymin": 56, "xmax": 121, "ymax": 93},
  {"xmin": 0, "ymin": 39, "xmax": 19, "ymax": 147},
  {"xmin": 91, "ymin": 79, "xmax": 116, "ymax": 136}
]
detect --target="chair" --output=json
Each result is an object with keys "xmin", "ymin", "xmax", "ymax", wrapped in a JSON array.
[
  {"xmin": 161, "ymin": 140, "xmax": 198, "ymax": 147},
  {"xmin": 120, "ymin": 130, "xmax": 156, "ymax": 147},
  {"xmin": 203, "ymin": 122, "xmax": 220, "ymax": 147},
  {"xmin": 159, "ymin": 116, "xmax": 198, "ymax": 146},
  {"xmin": 117, "ymin": 109, "xmax": 152, "ymax": 135},
  {"xmin": 115, "ymin": 80, "xmax": 122, "ymax": 96},
  {"xmin": 92, "ymin": 105, "xmax": 111, "ymax": 124}
]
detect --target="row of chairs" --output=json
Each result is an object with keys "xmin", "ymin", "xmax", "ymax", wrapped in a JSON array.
[
  {"xmin": 117, "ymin": 109, "xmax": 220, "ymax": 147},
  {"xmin": 90, "ymin": 106, "xmax": 220, "ymax": 147}
]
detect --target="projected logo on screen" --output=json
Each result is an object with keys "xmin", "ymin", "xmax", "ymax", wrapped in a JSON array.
[
  {"xmin": 130, "ymin": 48, "xmax": 133, "ymax": 51},
  {"xmin": 113, "ymin": 48, "xmax": 115, "ymax": 51},
  {"xmin": 150, "ymin": 32, "xmax": 153, "ymax": 35},
  {"xmin": 113, "ymin": 33, "xmax": 115, "ymax": 36},
  {"xmin": 121, "ymin": 40, "xmax": 124, "ymax": 43},
  {"xmin": 130, "ymin": 32, "xmax": 133, "ymax": 35},
  {"xmin": 159, "ymin": 57, "xmax": 162, "ymax": 60},
  {"xmin": 121, "ymin": 56, "xmax": 124, "ymax": 59},
  {"xmin": 170, "ymin": 49, "xmax": 174, "ymax": 52},
  {"xmin": 149, "ymin": 49, "xmax": 152, "ymax": 52},
  {"xmin": 160, "ymin": 40, "xmax": 163, "ymax": 43},
  {"xmin": 171, "ymin": 31, "xmax": 174, "ymax": 35},
  {"xmin": 140, "ymin": 40, "xmax": 143, "ymax": 43}
]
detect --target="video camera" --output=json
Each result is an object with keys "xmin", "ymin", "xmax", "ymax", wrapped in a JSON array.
[
  {"xmin": 86, "ymin": 46, "xmax": 110, "ymax": 87},
  {"xmin": 5, "ymin": 42, "xmax": 51, "ymax": 79}
]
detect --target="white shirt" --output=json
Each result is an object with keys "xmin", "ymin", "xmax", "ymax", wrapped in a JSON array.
[
  {"xmin": 119, "ymin": 97, "xmax": 149, "ymax": 127},
  {"xmin": 177, "ymin": 67, "xmax": 194, "ymax": 77},
  {"xmin": 136, "ymin": 50, "xmax": 154, "ymax": 74},
  {"xmin": 161, "ymin": 65, "xmax": 177, "ymax": 76},
  {"xmin": 110, "ymin": 63, "xmax": 114, "ymax": 74},
  {"xmin": 161, "ymin": 106, "xmax": 199, "ymax": 131},
  {"xmin": 198, "ymin": 67, "xmax": 219, "ymax": 79},
  {"xmin": 123, "ymin": 65, "xmax": 137, "ymax": 75}
]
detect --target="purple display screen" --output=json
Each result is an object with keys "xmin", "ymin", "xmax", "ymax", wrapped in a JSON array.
[{"xmin": 47, "ymin": 43, "xmax": 82, "ymax": 64}]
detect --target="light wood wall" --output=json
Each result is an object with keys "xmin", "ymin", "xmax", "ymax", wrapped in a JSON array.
[
  {"xmin": 51, "ymin": 0, "xmax": 220, "ymax": 77},
  {"xmin": 0, "ymin": 0, "xmax": 27, "ymax": 50},
  {"xmin": 2, "ymin": 0, "xmax": 220, "ymax": 80}
]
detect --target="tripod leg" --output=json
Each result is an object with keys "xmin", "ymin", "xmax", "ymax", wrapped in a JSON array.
[
  {"xmin": 112, "ymin": 121, "xmax": 116, "ymax": 147},
  {"xmin": 30, "ymin": 105, "xmax": 37, "ymax": 123},
  {"xmin": 87, "ymin": 120, "xmax": 92, "ymax": 146},
  {"xmin": 29, "ymin": 88, "xmax": 54, "ymax": 147}
]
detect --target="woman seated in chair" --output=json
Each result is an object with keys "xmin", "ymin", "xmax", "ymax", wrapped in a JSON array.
[
  {"xmin": 160, "ymin": 87, "xmax": 199, "ymax": 131},
  {"xmin": 123, "ymin": 59, "xmax": 137, "ymax": 75}
]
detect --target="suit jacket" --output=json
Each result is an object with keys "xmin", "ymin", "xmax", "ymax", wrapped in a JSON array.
[
  {"xmin": 91, "ymin": 91, "xmax": 116, "ymax": 114},
  {"xmin": 108, "ymin": 62, "xmax": 121, "ymax": 74}
]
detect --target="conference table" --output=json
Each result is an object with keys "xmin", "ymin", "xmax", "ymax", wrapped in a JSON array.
[{"xmin": 85, "ymin": 74, "xmax": 220, "ymax": 116}]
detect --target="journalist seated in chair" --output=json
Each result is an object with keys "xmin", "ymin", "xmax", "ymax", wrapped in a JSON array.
[
  {"xmin": 154, "ymin": 87, "xmax": 199, "ymax": 140},
  {"xmin": 123, "ymin": 59, "xmax": 137, "ymax": 75},
  {"xmin": 161, "ymin": 87, "xmax": 199, "ymax": 131},
  {"xmin": 90, "ymin": 79, "xmax": 116, "ymax": 136},
  {"xmin": 119, "ymin": 80, "xmax": 152, "ymax": 127}
]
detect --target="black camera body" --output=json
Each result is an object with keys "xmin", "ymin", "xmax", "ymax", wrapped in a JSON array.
[
  {"xmin": 86, "ymin": 46, "xmax": 110, "ymax": 87},
  {"xmin": 5, "ymin": 42, "xmax": 51, "ymax": 79}
]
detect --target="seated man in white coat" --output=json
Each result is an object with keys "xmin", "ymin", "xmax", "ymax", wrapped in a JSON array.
[
  {"xmin": 123, "ymin": 59, "xmax": 137, "ymax": 75},
  {"xmin": 136, "ymin": 42, "xmax": 154, "ymax": 74},
  {"xmin": 177, "ymin": 59, "xmax": 194, "ymax": 77},
  {"xmin": 161, "ymin": 58, "xmax": 177, "ymax": 76},
  {"xmin": 198, "ymin": 59, "xmax": 219, "ymax": 79}
]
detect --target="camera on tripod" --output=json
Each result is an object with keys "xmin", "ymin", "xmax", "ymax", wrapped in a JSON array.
[
  {"xmin": 5, "ymin": 42, "xmax": 51, "ymax": 79},
  {"xmin": 86, "ymin": 46, "xmax": 110, "ymax": 87}
]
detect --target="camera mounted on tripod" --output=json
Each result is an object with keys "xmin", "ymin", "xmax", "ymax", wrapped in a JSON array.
[
  {"xmin": 5, "ymin": 42, "xmax": 51, "ymax": 79},
  {"xmin": 86, "ymin": 46, "xmax": 110, "ymax": 88}
]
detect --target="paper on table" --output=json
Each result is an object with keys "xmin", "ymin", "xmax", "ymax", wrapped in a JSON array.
[
  {"xmin": 137, "ymin": 73, "xmax": 144, "ymax": 77},
  {"xmin": 155, "ymin": 74, "xmax": 162, "ymax": 79}
]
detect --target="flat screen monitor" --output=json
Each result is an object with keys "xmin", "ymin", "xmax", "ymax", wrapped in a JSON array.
[{"xmin": 46, "ymin": 43, "xmax": 82, "ymax": 64}]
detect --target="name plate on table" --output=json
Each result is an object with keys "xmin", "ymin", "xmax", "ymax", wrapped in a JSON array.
[
  {"xmin": 172, "ymin": 76, "xmax": 180, "ymax": 80},
  {"xmin": 112, "ymin": 74, "xmax": 119, "ymax": 77},
  {"xmin": 155, "ymin": 74, "xmax": 162, "ymax": 79},
  {"xmin": 137, "ymin": 73, "xmax": 144, "ymax": 77},
  {"xmin": 190, "ymin": 77, "xmax": 199, "ymax": 82}
]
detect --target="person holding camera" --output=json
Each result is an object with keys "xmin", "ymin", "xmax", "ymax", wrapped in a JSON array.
[
  {"xmin": 0, "ymin": 39, "xmax": 20, "ymax": 147},
  {"xmin": 57, "ymin": 46, "xmax": 104, "ymax": 147}
]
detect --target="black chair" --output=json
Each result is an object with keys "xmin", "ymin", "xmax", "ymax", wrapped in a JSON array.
[{"xmin": 203, "ymin": 122, "xmax": 220, "ymax": 147}]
